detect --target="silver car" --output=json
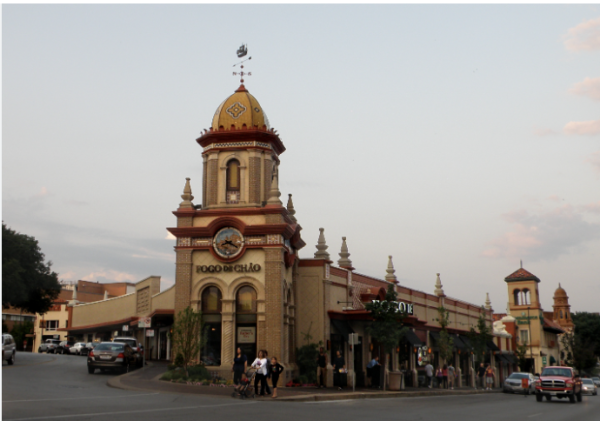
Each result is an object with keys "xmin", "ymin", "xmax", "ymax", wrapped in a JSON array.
[
  {"xmin": 2, "ymin": 334, "xmax": 16, "ymax": 365},
  {"xmin": 503, "ymin": 372, "xmax": 536, "ymax": 394},
  {"xmin": 71, "ymin": 343, "xmax": 88, "ymax": 355},
  {"xmin": 582, "ymin": 378, "xmax": 598, "ymax": 396}
]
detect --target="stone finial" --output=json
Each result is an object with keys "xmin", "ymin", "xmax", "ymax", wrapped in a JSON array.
[
  {"xmin": 179, "ymin": 178, "xmax": 194, "ymax": 208},
  {"xmin": 267, "ymin": 165, "xmax": 282, "ymax": 205},
  {"xmin": 72, "ymin": 286, "xmax": 78, "ymax": 301},
  {"xmin": 337, "ymin": 237, "xmax": 353, "ymax": 268},
  {"xmin": 385, "ymin": 255, "xmax": 398, "ymax": 284},
  {"xmin": 314, "ymin": 228, "xmax": 330, "ymax": 259},
  {"xmin": 434, "ymin": 273, "xmax": 445, "ymax": 297},
  {"xmin": 103, "ymin": 290, "xmax": 108, "ymax": 300},
  {"xmin": 287, "ymin": 194, "xmax": 297, "ymax": 223},
  {"xmin": 485, "ymin": 292, "xmax": 492, "ymax": 310}
]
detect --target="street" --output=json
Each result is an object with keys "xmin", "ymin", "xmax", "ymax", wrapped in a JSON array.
[{"xmin": 3, "ymin": 352, "xmax": 600, "ymax": 421}]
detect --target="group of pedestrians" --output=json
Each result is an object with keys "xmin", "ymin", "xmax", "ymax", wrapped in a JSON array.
[
  {"xmin": 232, "ymin": 347, "xmax": 284, "ymax": 398},
  {"xmin": 425, "ymin": 363, "xmax": 457, "ymax": 389},
  {"xmin": 476, "ymin": 362, "xmax": 496, "ymax": 390},
  {"xmin": 315, "ymin": 348, "xmax": 348, "ymax": 391}
]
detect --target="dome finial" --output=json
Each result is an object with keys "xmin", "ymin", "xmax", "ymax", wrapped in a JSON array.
[
  {"xmin": 233, "ymin": 44, "xmax": 252, "ymax": 86},
  {"xmin": 385, "ymin": 256, "xmax": 398, "ymax": 284},
  {"xmin": 314, "ymin": 228, "xmax": 330, "ymax": 260},
  {"xmin": 337, "ymin": 237, "xmax": 353, "ymax": 269},
  {"xmin": 179, "ymin": 177, "xmax": 194, "ymax": 209},
  {"xmin": 434, "ymin": 273, "xmax": 445, "ymax": 296}
]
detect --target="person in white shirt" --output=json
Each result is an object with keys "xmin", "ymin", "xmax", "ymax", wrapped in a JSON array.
[
  {"xmin": 425, "ymin": 363, "xmax": 434, "ymax": 388},
  {"xmin": 251, "ymin": 350, "xmax": 268, "ymax": 396}
]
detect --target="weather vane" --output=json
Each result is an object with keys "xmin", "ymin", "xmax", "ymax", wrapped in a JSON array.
[{"xmin": 233, "ymin": 44, "xmax": 252, "ymax": 84}]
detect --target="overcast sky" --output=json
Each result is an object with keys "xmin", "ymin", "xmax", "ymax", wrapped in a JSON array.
[{"xmin": 3, "ymin": 4, "xmax": 599, "ymax": 314}]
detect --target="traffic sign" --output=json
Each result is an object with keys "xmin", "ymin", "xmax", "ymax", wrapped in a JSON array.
[{"xmin": 138, "ymin": 317, "xmax": 151, "ymax": 328}]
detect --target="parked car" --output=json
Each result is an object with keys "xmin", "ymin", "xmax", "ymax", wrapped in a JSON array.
[
  {"xmin": 56, "ymin": 341, "xmax": 75, "ymax": 355},
  {"xmin": 2, "ymin": 334, "xmax": 16, "ymax": 365},
  {"xmin": 112, "ymin": 337, "xmax": 143, "ymax": 367},
  {"xmin": 43, "ymin": 339, "xmax": 62, "ymax": 354},
  {"xmin": 582, "ymin": 378, "xmax": 598, "ymax": 396},
  {"xmin": 87, "ymin": 342, "xmax": 136, "ymax": 374},
  {"xmin": 503, "ymin": 372, "xmax": 536, "ymax": 394},
  {"xmin": 592, "ymin": 377, "xmax": 600, "ymax": 387},
  {"xmin": 71, "ymin": 343, "xmax": 88, "ymax": 355}
]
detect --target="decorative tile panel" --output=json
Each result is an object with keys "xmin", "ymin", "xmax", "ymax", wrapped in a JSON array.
[{"xmin": 177, "ymin": 237, "xmax": 191, "ymax": 247}]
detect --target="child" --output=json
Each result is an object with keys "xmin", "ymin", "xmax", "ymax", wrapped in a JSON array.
[
  {"xmin": 270, "ymin": 357, "xmax": 284, "ymax": 398},
  {"xmin": 234, "ymin": 372, "xmax": 250, "ymax": 396}
]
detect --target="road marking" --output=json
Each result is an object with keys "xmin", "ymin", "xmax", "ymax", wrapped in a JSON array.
[
  {"xmin": 3, "ymin": 392, "xmax": 159, "ymax": 403},
  {"xmin": 528, "ymin": 414, "xmax": 543, "ymax": 418},
  {"xmin": 3, "ymin": 401, "xmax": 256, "ymax": 421}
]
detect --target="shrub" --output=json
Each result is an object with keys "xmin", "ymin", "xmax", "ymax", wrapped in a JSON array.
[{"xmin": 187, "ymin": 364, "xmax": 210, "ymax": 380}]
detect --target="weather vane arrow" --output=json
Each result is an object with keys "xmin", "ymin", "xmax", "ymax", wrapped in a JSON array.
[{"xmin": 233, "ymin": 44, "xmax": 252, "ymax": 84}]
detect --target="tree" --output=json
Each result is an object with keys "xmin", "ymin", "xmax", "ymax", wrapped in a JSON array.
[
  {"xmin": 364, "ymin": 283, "xmax": 407, "ymax": 391},
  {"xmin": 515, "ymin": 342, "xmax": 529, "ymax": 372},
  {"xmin": 2, "ymin": 223, "xmax": 61, "ymax": 314},
  {"xmin": 572, "ymin": 312, "xmax": 600, "ymax": 358},
  {"xmin": 436, "ymin": 306, "xmax": 454, "ymax": 365},
  {"xmin": 10, "ymin": 320, "xmax": 34, "ymax": 351},
  {"xmin": 560, "ymin": 330, "xmax": 597, "ymax": 373},
  {"xmin": 468, "ymin": 309, "xmax": 493, "ymax": 365},
  {"xmin": 170, "ymin": 306, "xmax": 204, "ymax": 377},
  {"xmin": 295, "ymin": 322, "xmax": 320, "ymax": 384}
]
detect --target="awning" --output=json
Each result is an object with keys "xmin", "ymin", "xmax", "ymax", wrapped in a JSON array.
[
  {"xmin": 453, "ymin": 335, "xmax": 468, "ymax": 351},
  {"xmin": 459, "ymin": 335, "xmax": 473, "ymax": 350},
  {"xmin": 497, "ymin": 351, "xmax": 518, "ymax": 364},
  {"xmin": 402, "ymin": 329, "xmax": 424, "ymax": 347},
  {"xmin": 429, "ymin": 331, "xmax": 441, "ymax": 345},
  {"xmin": 487, "ymin": 341, "xmax": 501, "ymax": 352},
  {"xmin": 330, "ymin": 319, "xmax": 354, "ymax": 342},
  {"xmin": 549, "ymin": 355, "xmax": 557, "ymax": 365},
  {"xmin": 497, "ymin": 355, "xmax": 511, "ymax": 364}
]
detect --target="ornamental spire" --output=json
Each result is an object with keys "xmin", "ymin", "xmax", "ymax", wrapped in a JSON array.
[
  {"xmin": 485, "ymin": 292, "xmax": 492, "ymax": 310},
  {"xmin": 434, "ymin": 273, "xmax": 445, "ymax": 297},
  {"xmin": 287, "ymin": 194, "xmax": 297, "ymax": 223},
  {"xmin": 267, "ymin": 164, "xmax": 282, "ymax": 206},
  {"xmin": 385, "ymin": 255, "xmax": 398, "ymax": 284},
  {"xmin": 337, "ymin": 237, "xmax": 353, "ymax": 269},
  {"xmin": 179, "ymin": 178, "xmax": 194, "ymax": 209},
  {"xmin": 314, "ymin": 228, "xmax": 330, "ymax": 260}
]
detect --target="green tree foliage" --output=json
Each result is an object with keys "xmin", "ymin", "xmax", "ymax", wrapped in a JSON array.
[
  {"xmin": 2, "ymin": 223, "xmax": 61, "ymax": 314},
  {"xmin": 170, "ymin": 306, "xmax": 204, "ymax": 377},
  {"xmin": 468, "ymin": 309, "xmax": 492, "ymax": 365},
  {"xmin": 10, "ymin": 320, "xmax": 34, "ymax": 351},
  {"xmin": 436, "ymin": 306, "xmax": 454, "ymax": 365},
  {"xmin": 515, "ymin": 342, "xmax": 529, "ymax": 372},
  {"xmin": 365, "ymin": 284, "xmax": 407, "ymax": 390},
  {"xmin": 560, "ymin": 330, "xmax": 597, "ymax": 373},
  {"xmin": 295, "ymin": 322, "xmax": 320, "ymax": 383},
  {"xmin": 572, "ymin": 312, "xmax": 600, "ymax": 358}
]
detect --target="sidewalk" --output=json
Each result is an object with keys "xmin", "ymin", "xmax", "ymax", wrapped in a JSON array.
[{"xmin": 107, "ymin": 362, "xmax": 501, "ymax": 402}]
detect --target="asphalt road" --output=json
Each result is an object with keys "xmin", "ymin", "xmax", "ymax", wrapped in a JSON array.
[{"xmin": 3, "ymin": 352, "xmax": 600, "ymax": 421}]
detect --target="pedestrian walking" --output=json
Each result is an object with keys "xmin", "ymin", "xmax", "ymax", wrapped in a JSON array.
[
  {"xmin": 232, "ymin": 347, "xmax": 248, "ymax": 386},
  {"xmin": 448, "ymin": 363, "xmax": 456, "ymax": 389},
  {"xmin": 442, "ymin": 364, "xmax": 449, "ymax": 389},
  {"xmin": 425, "ymin": 362, "xmax": 434, "ymax": 388},
  {"xmin": 270, "ymin": 356, "xmax": 284, "ymax": 398},
  {"xmin": 477, "ymin": 362, "xmax": 486, "ymax": 390},
  {"xmin": 367, "ymin": 356, "xmax": 381, "ymax": 388},
  {"xmin": 316, "ymin": 347, "xmax": 328, "ymax": 388},
  {"xmin": 436, "ymin": 367, "xmax": 443, "ymax": 388},
  {"xmin": 251, "ymin": 350, "xmax": 268, "ymax": 396},
  {"xmin": 485, "ymin": 364, "xmax": 495, "ymax": 391},
  {"xmin": 333, "ymin": 350, "xmax": 347, "ymax": 390}
]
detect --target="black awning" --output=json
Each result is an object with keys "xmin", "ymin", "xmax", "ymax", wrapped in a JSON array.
[
  {"xmin": 429, "ymin": 331, "xmax": 441, "ymax": 344},
  {"xmin": 487, "ymin": 341, "xmax": 501, "ymax": 352},
  {"xmin": 498, "ymin": 355, "xmax": 511, "ymax": 364},
  {"xmin": 453, "ymin": 335, "xmax": 468, "ymax": 350},
  {"xmin": 330, "ymin": 319, "xmax": 354, "ymax": 342},
  {"xmin": 402, "ymin": 329, "xmax": 424, "ymax": 347},
  {"xmin": 459, "ymin": 335, "xmax": 473, "ymax": 350}
]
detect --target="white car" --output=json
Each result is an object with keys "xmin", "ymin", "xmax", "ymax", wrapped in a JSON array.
[
  {"xmin": 582, "ymin": 378, "xmax": 598, "ymax": 396},
  {"xmin": 2, "ymin": 334, "xmax": 16, "ymax": 365},
  {"xmin": 71, "ymin": 343, "xmax": 88, "ymax": 355},
  {"xmin": 503, "ymin": 372, "xmax": 536, "ymax": 394}
]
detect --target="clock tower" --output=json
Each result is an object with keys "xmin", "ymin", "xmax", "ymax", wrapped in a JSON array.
[{"xmin": 167, "ymin": 82, "xmax": 305, "ymax": 376}]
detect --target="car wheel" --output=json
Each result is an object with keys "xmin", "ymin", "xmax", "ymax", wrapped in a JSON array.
[
  {"xmin": 88, "ymin": 366, "xmax": 94, "ymax": 374},
  {"xmin": 7, "ymin": 352, "xmax": 15, "ymax": 365},
  {"xmin": 536, "ymin": 393, "xmax": 542, "ymax": 402}
]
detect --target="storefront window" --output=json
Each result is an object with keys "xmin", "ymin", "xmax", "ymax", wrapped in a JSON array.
[
  {"xmin": 236, "ymin": 286, "xmax": 257, "ymax": 362},
  {"xmin": 202, "ymin": 287, "xmax": 222, "ymax": 313},
  {"xmin": 202, "ymin": 323, "xmax": 222, "ymax": 366},
  {"xmin": 236, "ymin": 286, "xmax": 257, "ymax": 313}
]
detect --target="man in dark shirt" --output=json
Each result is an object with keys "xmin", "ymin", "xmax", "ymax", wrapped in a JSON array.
[
  {"xmin": 477, "ymin": 362, "xmax": 486, "ymax": 389},
  {"xmin": 316, "ymin": 347, "xmax": 328, "ymax": 388}
]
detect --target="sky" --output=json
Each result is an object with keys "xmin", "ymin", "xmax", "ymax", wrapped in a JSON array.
[{"xmin": 3, "ymin": 4, "xmax": 599, "ymax": 314}]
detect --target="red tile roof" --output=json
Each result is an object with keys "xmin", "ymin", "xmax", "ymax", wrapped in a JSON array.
[{"xmin": 504, "ymin": 268, "xmax": 540, "ymax": 282}]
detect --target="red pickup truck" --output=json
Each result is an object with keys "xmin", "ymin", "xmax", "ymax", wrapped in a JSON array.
[{"xmin": 535, "ymin": 366, "xmax": 582, "ymax": 403}]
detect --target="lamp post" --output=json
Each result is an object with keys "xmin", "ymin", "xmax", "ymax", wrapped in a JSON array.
[{"xmin": 527, "ymin": 306, "xmax": 533, "ymax": 373}]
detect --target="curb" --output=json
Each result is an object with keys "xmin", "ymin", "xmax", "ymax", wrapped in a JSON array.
[
  {"xmin": 106, "ymin": 362, "xmax": 157, "ymax": 393},
  {"xmin": 276, "ymin": 389, "xmax": 502, "ymax": 402}
]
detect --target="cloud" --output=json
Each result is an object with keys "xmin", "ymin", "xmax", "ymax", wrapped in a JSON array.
[
  {"xmin": 564, "ymin": 17, "xmax": 600, "ymax": 51},
  {"xmin": 533, "ymin": 127, "xmax": 558, "ymax": 137},
  {"xmin": 82, "ymin": 270, "xmax": 138, "ymax": 283},
  {"xmin": 165, "ymin": 232, "xmax": 176, "ymax": 240},
  {"xmin": 587, "ymin": 151, "xmax": 600, "ymax": 173},
  {"xmin": 563, "ymin": 119, "xmax": 600, "ymax": 135},
  {"xmin": 482, "ymin": 205, "xmax": 600, "ymax": 261},
  {"xmin": 583, "ymin": 200, "xmax": 600, "ymax": 213},
  {"xmin": 569, "ymin": 77, "xmax": 600, "ymax": 101}
]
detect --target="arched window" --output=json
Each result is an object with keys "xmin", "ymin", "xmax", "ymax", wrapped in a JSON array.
[
  {"xmin": 236, "ymin": 286, "xmax": 257, "ymax": 313},
  {"xmin": 522, "ymin": 289, "xmax": 530, "ymax": 305},
  {"xmin": 560, "ymin": 310, "xmax": 563, "ymax": 319},
  {"xmin": 227, "ymin": 159, "xmax": 240, "ymax": 191},
  {"xmin": 513, "ymin": 289, "xmax": 521, "ymax": 306},
  {"xmin": 201, "ymin": 286, "xmax": 222, "ymax": 313},
  {"xmin": 200, "ymin": 286, "xmax": 222, "ymax": 367}
]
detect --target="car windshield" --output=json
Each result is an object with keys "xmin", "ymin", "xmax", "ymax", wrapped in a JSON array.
[
  {"xmin": 541, "ymin": 368, "xmax": 572, "ymax": 377},
  {"xmin": 508, "ymin": 373, "xmax": 529, "ymax": 379},
  {"xmin": 95, "ymin": 343, "xmax": 124, "ymax": 351},
  {"xmin": 582, "ymin": 379, "xmax": 594, "ymax": 384}
]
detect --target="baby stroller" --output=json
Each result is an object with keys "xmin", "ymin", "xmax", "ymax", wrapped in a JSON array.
[{"xmin": 231, "ymin": 369, "xmax": 256, "ymax": 399}]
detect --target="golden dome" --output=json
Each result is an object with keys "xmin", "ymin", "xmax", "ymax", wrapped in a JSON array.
[
  {"xmin": 211, "ymin": 85, "xmax": 270, "ymax": 130},
  {"xmin": 554, "ymin": 283, "xmax": 567, "ymax": 298}
]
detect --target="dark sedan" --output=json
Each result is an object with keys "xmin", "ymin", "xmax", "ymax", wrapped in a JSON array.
[{"xmin": 87, "ymin": 342, "xmax": 136, "ymax": 374}]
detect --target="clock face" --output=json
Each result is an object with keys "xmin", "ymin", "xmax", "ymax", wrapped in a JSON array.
[{"xmin": 213, "ymin": 227, "xmax": 244, "ymax": 259}]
